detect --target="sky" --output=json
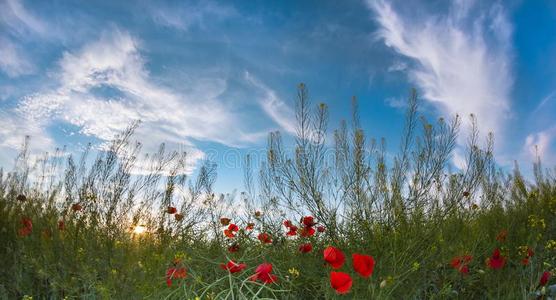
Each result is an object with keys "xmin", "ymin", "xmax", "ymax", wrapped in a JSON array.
[{"xmin": 1, "ymin": 0, "xmax": 555, "ymax": 192}]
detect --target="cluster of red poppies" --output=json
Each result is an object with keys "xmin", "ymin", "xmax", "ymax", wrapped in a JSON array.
[
  {"xmin": 450, "ymin": 248, "xmax": 550, "ymax": 286},
  {"xmin": 163, "ymin": 215, "xmax": 373, "ymax": 294},
  {"xmin": 220, "ymin": 216, "xmax": 326, "ymax": 254},
  {"xmin": 283, "ymin": 216, "xmax": 326, "ymax": 237},
  {"xmin": 15, "ymin": 200, "xmax": 88, "ymax": 238},
  {"xmin": 165, "ymin": 266, "xmax": 187, "ymax": 287},
  {"xmin": 166, "ymin": 206, "xmax": 184, "ymax": 221},
  {"xmin": 167, "ymin": 259, "xmax": 277, "ymax": 287},
  {"xmin": 520, "ymin": 247, "xmax": 535, "ymax": 266},
  {"xmin": 323, "ymin": 246, "xmax": 375, "ymax": 294},
  {"xmin": 15, "ymin": 195, "xmax": 80, "ymax": 238},
  {"xmin": 448, "ymin": 230, "xmax": 552, "ymax": 288},
  {"xmin": 220, "ymin": 260, "xmax": 278, "ymax": 283},
  {"xmin": 200, "ymin": 246, "xmax": 373, "ymax": 294}
]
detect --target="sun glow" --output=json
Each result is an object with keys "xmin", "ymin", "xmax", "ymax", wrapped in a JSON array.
[{"xmin": 132, "ymin": 224, "xmax": 147, "ymax": 235}]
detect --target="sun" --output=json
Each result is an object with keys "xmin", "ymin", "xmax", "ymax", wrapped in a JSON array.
[{"xmin": 132, "ymin": 224, "xmax": 147, "ymax": 235}]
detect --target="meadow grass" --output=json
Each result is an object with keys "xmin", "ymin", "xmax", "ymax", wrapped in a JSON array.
[{"xmin": 1, "ymin": 85, "xmax": 555, "ymax": 299}]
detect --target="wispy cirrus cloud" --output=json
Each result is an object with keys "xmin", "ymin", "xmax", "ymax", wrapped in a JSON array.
[
  {"xmin": 367, "ymin": 0, "xmax": 514, "ymax": 146},
  {"xmin": 245, "ymin": 71, "xmax": 296, "ymax": 135},
  {"xmin": 0, "ymin": 0, "xmax": 46, "ymax": 77},
  {"xmin": 14, "ymin": 29, "xmax": 269, "ymax": 174},
  {"xmin": 0, "ymin": 36, "xmax": 34, "ymax": 77},
  {"xmin": 522, "ymin": 91, "xmax": 556, "ymax": 165},
  {"xmin": 523, "ymin": 127, "xmax": 556, "ymax": 165},
  {"xmin": 147, "ymin": 0, "xmax": 236, "ymax": 32},
  {"xmin": 0, "ymin": 0, "xmax": 47, "ymax": 37}
]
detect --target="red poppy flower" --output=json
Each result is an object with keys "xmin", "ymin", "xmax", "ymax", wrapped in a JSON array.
[
  {"xmin": 283, "ymin": 220, "xmax": 293, "ymax": 228},
  {"xmin": 228, "ymin": 223, "xmax": 239, "ymax": 232},
  {"xmin": 58, "ymin": 220, "xmax": 65, "ymax": 231},
  {"xmin": 174, "ymin": 213, "xmax": 184, "ymax": 221},
  {"xmin": 540, "ymin": 271, "xmax": 551, "ymax": 286},
  {"xmin": 21, "ymin": 217, "xmax": 33, "ymax": 229},
  {"xmin": 246, "ymin": 223, "xmax": 255, "ymax": 230},
  {"xmin": 324, "ymin": 246, "xmax": 345, "ymax": 269},
  {"xmin": 250, "ymin": 263, "xmax": 277, "ymax": 284},
  {"xmin": 495, "ymin": 229, "xmax": 507, "ymax": 242},
  {"xmin": 317, "ymin": 225, "xmax": 325, "ymax": 233},
  {"xmin": 228, "ymin": 243, "xmax": 240, "ymax": 253},
  {"xmin": 521, "ymin": 258, "xmax": 530, "ymax": 266},
  {"xmin": 459, "ymin": 265, "xmax": 469, "ymax": 275},
  {"xmin": 220, "ymin": 260, "xmax": 247, "ymax": 273},
  {"xmin": 299, "ymin": 243, "xmax": 313, "ymax": 253},
  {"xmin": 72, "ymin": 203, "xmax": 83, "ymax": 212},
  {"xmin": 487, "ymin": 248, "xmax": 506, "ymax": 270},
  {"xmin": 302, "ymin": 216, "xmax": 316, "ymax": 227},
  {"xmin": 330, "ymin": 272, "xmax": 352, "ymax": 294},
  {"xmin": 527, "ymin": 247, "xmax": 534, "ymax": 258},
  {"xmin": 352, "ymin": 254, "xmax": 375, "ymax": 278},
  {"xmin": 450, "ymin": 255, "xmax": 472, "ymax": 274},
  {"xmin": 286, "ymin": 225, "xmax": 298, "ymax": 236},
  {"xmin": 299, "ymin": 226, "xmax": 315, "ymax": 237},
  {"xmin": 258, "ymin": 233, "xmax": 272, "ymax": 244},
  {"xmin": 165, "ymin": 267, "xmax": 186, "ymax": 287},
  {"xmin": 18, "ymin": 226, "xmax": 32, "ymax": 237},
  {"xmin": 224, "ymin": 229, "xmax": 236, "ymax": 238},
  {"xmin": 166, "ymin": 206, "xmax": 176, "ymax": 214},
  {"xmin": 220, "ymin": 217, "xmax": 231, "ymax": 226}
]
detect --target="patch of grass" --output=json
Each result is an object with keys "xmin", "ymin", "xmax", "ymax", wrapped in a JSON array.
[{"xmin": 1, "ymin": 86, "xmax": 555, "ymax": 299}]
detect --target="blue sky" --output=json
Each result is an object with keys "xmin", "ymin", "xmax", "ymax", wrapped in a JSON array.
[{"xmin": 1, "ymin": 0, "xmax": 555, "ymax": 192}]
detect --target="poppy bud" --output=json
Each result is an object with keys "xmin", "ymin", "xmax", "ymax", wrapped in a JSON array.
[
  {"xmin": 540, "ymin": 271, "xmax": 551, "ymax": 286},
  {"xmin": 302, "ymin": 216, "xmax": 315, "ymax": 227},
  {"xmin": 58, "ymin": 220, "xmax": 66, "ymax": 231},
  {"xmin": 258, "ymin": 233, "xmax": 272, "ymax": 244},
  {"xmin": 228, "ymin": 243, "xmax": 240, "ymax": 253},
  {"xmin": 299, "ymin": 243, "xmax": 313, "ymax": 253}
]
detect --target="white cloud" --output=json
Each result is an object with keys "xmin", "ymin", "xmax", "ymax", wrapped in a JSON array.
[
  {"xmin": 384, "ymin": 96, "xmax": 406, "ymax": 109},
  {"xmin": 14, "ymin": 29, "xmax": 268, "ymax": 174},
  {"xmin": 0, "ymin": 109, "xmax": 55, "ymax": 170},
  {"xmin": 0, "ymin": 111, "xmax": 52, "ymax": 150},
  {"xmin": 0, "ymin": 0, "xmax": 53, "ymax": 78},
  {"xmin": 245, "ymin": 71, "xmax": 297, "ymax": 135},
  {"xmin": 523, "ymin": 126, "xmax": 556, "ymax": 165},
  {"xmin": 387, "ymin": 60, "xmax": 407, "ymax": 72},
  {"xmin": 148, "ymin": 0, "xmax": 236, "ymax": 32},
  {"xmin": 0, "ymin": 37, "xmax": 34, "ymax": 77},
  {"xmin": 368, "ymin": 0, "xmax": 513, "ymax": 145},
  {"xmin": 0, "ymin": 0, "xmax": 47, "ymax": 36}
]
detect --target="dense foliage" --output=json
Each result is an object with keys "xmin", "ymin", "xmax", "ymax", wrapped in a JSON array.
[{"xmin": 1, "ymin": 85, "xmax": 555, "ymax": 299}]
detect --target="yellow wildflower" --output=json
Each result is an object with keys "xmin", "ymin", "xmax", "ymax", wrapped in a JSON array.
[
  {"xmin": 288, "ymin": 267, "xmax": 300, "ymax": 278},
  {"xmin": 546, "ymin": 240, "xmax": 556, "ymax": 251}
]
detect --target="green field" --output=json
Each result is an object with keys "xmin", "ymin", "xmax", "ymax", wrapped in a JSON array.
[{"xmin": 1, "ymin": 87, "xmax": 555, "ymax": 299}]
